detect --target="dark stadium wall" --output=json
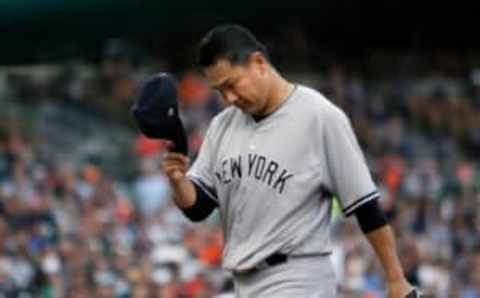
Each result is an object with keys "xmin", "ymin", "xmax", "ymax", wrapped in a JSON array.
[{"xmin": 0, "ymin": 0, "xmax": 476, "ymax": 65}]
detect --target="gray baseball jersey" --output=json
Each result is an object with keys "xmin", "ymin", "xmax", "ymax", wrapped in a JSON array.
[{"xmin": 187, "ymin": 84, "xmax": 379, "ymax": 272}]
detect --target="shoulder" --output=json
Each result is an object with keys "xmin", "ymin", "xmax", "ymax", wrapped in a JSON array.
[
  {"xmin": 203, "ymin": 106, "xmax": 241, "ymax": 140},
  {"xmin": 208, "ymin": 106, "xmax": 239, "ymax": 130},
  {"xmin": 294, "ymin": 85, "xmax": 349, "ymax": 124}
]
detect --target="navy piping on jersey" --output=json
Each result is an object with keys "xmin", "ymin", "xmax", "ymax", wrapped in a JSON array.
[
  {"xmin": 343, "ymin": 190, "xmax": 380, "ymax": 216},
  {"xmin": 188, "ymin": 175, "xmax": 218, "ymax": 201}
]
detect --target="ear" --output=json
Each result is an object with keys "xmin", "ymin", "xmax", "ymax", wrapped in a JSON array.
[{"xmin": 249, "ymin": 51, "xmax": 268, "ymax": 74}]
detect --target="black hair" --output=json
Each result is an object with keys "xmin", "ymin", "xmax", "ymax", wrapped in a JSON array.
[{"xmin": 196, "ymin": 24, "xmax": 270, "ymax": 68}]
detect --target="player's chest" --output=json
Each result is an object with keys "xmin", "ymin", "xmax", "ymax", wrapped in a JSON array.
[{"xmin": 212, "ymin": 116, "xmax": 317, "ymax": 188}]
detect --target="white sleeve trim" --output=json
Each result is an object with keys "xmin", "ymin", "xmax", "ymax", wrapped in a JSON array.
[{"xmin": 343, "ymin": 190, "xmax": 380, "ymax": 216}]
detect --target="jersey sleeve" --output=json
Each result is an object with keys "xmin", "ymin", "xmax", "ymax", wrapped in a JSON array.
[
  {"xmin": 322, "ymin": 108, "xmax": 379, "ymax": 216},
  {"xmin": 186, "ymin": 120, "xmax": 219, "ymax": 203}
]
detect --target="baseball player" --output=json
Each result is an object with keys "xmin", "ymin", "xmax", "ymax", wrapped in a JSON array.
[{"xmin": 162, "ymin": 24, "xmax": 421, "ymax": 298}]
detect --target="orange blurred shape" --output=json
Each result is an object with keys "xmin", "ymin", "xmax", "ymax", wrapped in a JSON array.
[
  {"xmin": 199, "ymin": 243, "xmax": 222, "ymax": 267},
  {"xmin": 178, "ymin": 72, "xmax": 211, "ymax": 106},
  {"xmin": 83, "ymin": 164, "xmax": 101, "ymax": 184},
  {"xmin": 135, "ymin": 134, "xmax": 167, "ymax": 157},
  {"xmin": 184, "ymin": 277, "xmax": 207, "ymax": 298},
  {"xmin": 381, "ymin": 154, "xmax": 406, "ymax": 195},
  {"xmin": 384, "ymin": 167, "xmax": 402, "ymax": 194}
]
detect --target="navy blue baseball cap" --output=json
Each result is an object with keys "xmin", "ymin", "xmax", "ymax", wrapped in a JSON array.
[{"xmin": 131, "ymin": 73, "xmax": 189, "ymax": 155}]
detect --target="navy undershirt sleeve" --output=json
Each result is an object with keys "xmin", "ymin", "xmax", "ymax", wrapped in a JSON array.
[
  {"xmin": 353, "ymin": 199, "xmax": 388, "ymax": 234},
  {"xmin": 180, "ymin": 181, "xmax": 219, "ymax": 222}
]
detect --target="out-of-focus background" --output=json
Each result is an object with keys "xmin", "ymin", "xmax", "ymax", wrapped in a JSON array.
[{"xmin": 0, "ymin": 1, "xmax": 479, "ymax": 297}]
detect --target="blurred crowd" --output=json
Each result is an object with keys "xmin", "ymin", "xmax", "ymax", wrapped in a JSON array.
[
  {"xmin": 1, "ymin": 39, "xmax": 480, "ymax": 298},
  {"xmin": 0, "ymin": 129, "xmax": 230, "ymax": 298}
]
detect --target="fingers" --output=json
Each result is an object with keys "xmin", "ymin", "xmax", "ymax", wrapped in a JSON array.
[
  {"xmin": 163, "ymin": 163, "xmax": 188, "ymax": 177},
  {"xmin": 162, "ymin": 151, "xmax": 190, "ymax": 182},
  {"xmin": 163, "ymin": 152, "xmax": 189, "ymax": 163},
  {"xmin": 163, "ymin": 165, "xmax": 187, "ymax": 182}
]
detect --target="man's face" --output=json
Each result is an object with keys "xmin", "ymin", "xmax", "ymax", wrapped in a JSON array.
[{"xmin": 204, "ymin": 54, "xmax": 270, "ymax": 115}]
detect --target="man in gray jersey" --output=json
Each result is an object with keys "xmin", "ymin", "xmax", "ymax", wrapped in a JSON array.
[{"xmin": 162, "ymin": 24, "xmax": 421, "ymax": 298}]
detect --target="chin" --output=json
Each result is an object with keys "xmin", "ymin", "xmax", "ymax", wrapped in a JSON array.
[
  {"xmin": 243, "ymin": 106, "xmax": 258, "ymax": 115},
  {"xmin": 235, "ymin": 104, "xmax": 252, "ymax": 113}
]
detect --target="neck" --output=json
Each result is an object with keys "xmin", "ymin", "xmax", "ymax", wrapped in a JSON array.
[{"xmin": 262, "ymin": 71, "xmax": 294, "ymax": 115}]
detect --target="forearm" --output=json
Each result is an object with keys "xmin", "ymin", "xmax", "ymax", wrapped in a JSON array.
[
  {"xmin": 365, "ymin": 224, "xmax": 405, "ymax": 282},
  {"xmin": 162, "ymin": 152, "xmax": 197, "ymax": 209},
  {"xmin": 170, "ymin": 177, "xmax": 197, "ymax": 209}
]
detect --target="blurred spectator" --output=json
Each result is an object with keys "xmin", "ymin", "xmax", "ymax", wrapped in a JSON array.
[{"xmin": 133, "ymin": 157, "xmax": 170, "ymax": 218}]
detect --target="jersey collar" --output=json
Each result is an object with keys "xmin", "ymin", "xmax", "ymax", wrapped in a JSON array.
[{"xmin": 251, "ymin": 84, "xmax": 298, "ymax": 123}]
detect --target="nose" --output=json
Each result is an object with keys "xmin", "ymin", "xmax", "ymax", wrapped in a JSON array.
[{"xmin": 223, "ymin": 90, "xmax": 239, "ymax": 104}]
